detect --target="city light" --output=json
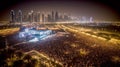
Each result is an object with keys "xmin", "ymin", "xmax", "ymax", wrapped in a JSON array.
[
  {"xmin": 29, "ymin": 37, "xmax": 39, "ymax": 42},
  {"xmin": 19, "ymin": 27, "xmax": 52, "ymax": 42}
]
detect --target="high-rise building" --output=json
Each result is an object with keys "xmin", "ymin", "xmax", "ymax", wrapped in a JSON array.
[
  {"xmin": 90, "ymin": 17, "xmax": 93, "ymax": 22},
  {"xmin": 30, "ymin": 10, "xmax": 34, "ymax": 22},
  {"xmin": 47, "ymin": 14, "xmax": 52, "ymax": 22},
  {"xmin": 42, "ymin": 13, "xmax": 45, "ymax": 23},
  {"xmin": 37, "ymin": 12, "xmax": 40, "ymax": 22},
  {"xmin": 51, "ymin": 11, "xmax": 54, "ymax": 22},
  {"xmin": 59, "ymin": 15, "xmax": 63, "ymax": 21},
  {"xmin": 23, "ymin": 14, "xmax": 28, "ymax": 22},
  {"xmin": 10, "ymin": 10, "xmax": 16, "ymax": 23},
  {"xmin": 55, "ymin": 11, "xmax": 59, "ymax": 22},
  {"xmin": 34, "ymin": 13, "xmax": 38, "ymax": 22},
  {"xmin": 28, "ymin": 12, "xmax": 32, "ymax": 22},
  {"xmin": 64, "ymin": 15, "xmax": 69, "ymax": 21},
  {"xmin": 18, "ymin": 10, "xmax": 22, "ymax": 23},
  {"xmin": 34, "ymin": 12, "xmax": 40, "ymax": 22}
]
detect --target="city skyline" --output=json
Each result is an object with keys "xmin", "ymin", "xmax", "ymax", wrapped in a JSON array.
[
  {"xmin": 9, "ymin": 9, "xmax": 96, "ymax": 24},
  {"xmin": 9, "ymin": 10, "xmax": 72, "ymax": 23},
  {"xmin": 0, "ymin": 0, "xmax": 120, "ymax": 21}
]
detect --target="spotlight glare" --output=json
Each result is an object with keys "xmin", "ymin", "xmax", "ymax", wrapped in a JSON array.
[{"xmin": 19, "ymin": 27, "xmax": 52, "ymax": 42}]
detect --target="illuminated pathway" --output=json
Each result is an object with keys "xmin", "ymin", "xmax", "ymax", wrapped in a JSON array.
[
  {"xmin": 0, "ymin": 28, "xmax": 19, "ymax": 36},
  {"xmin": 59, "ymin": 25, "xmax": 120, "ymax": 49},
  {"xmin": 66, "ymin": 25, "xmax": 120, "ymax": 44}
]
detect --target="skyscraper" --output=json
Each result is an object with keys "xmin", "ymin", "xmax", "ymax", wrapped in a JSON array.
[
  {"xmin": 47, "ymin": 14, "xmax": 51, "ymax": 22},
  {"xmin": 28, "ymin": 12, "xmax": 32, "ymax": 22},
  {"xmin": 37, "ymin": 12, "xmax": 40, "ymax": 22},
  {"xmin": 22, "ymin": 14, "xmax": 28, "ymax": 22},
  {"xmin": 55, "ymin": 11, "xmax": 59, "ymax": 22},
  {"xmin": 18, "ymin": 10, "xmax": 22, "ymax": 23},
  {"xmin": 10, "ymin": 10, "xmax": 16, "ymax": 23},
  {"xmin": 42, "ymin": 13, "xmax": 45, "ymax": 23},
  {"xmin": 90, "ymin": 17, "xmax": 93, "ymax": 22},
  {"xmin": 30, "ymin": 10, "xmax": 34, "ymax": 22},
  {"xmin": 51, "ymin": 11, "xmax": 54, "ymax": 22},
  {"xmin": 64, "ymin": 15, "xmax": 69, "ymax": 21},
  {"xmin": 34, "ymin": 13, "xmax": 37, "ymax": 22}
]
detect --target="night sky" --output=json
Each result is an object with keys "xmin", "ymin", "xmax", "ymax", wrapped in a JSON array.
[{"xmin": 0, "ymin": 0, "xmax": 120, "ymax": 21}]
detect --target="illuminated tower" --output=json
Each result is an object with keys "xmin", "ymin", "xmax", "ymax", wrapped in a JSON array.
[
  {"xmin": 10, "ymin": 10, "xmax": 16, "ymax": 23},
  {"xmin": 34, "ymin": 12, "xmax": 40, "ymax": 22},
  {"xmin": 51, "ymin": 11, "xmax": 54, "ymax": 22},
  {"xmin": 28, "ymin": 12, "xmax": 32, "ymax": 22},
  {"xmin": 42, "ymin": 13, "xmax": 45, "ymax": 23},
  {"xmin": 29, "ymin": 10, "xmax": 34, "ymax": 22},
  {"xmin": 34, "ymin": 13, "xmax": 37, "ymax": 22},
  {"xmin": 18, "ymin": 10, "xmax": 22, "ymax": 23},
  {"xmin": 37, "ymin": 12, "xmax": 40, "ymax": 22},
  {"xmin": 90, "ymin": 17, "xmax": 93, "ymax": 22}
]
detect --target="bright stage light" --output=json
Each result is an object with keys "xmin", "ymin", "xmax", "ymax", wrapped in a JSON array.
[
  {"xmin": 19, "ymin": 27, "xmax": 53, "ymax": 42},
  {"xmin": 29, "ymin": 37, "xmax": 39, "ymax": 42},
  {"xmin": 25, "ymin": 28, "xmax": 29, "ymax": 32},
  {"xmin": 19, "ymin": 32, "xmax": 26, "ymax": 38}
]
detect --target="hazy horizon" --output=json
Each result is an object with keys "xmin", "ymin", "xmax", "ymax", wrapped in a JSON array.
[{"xmin": 0, "ymin": 0, "xmax": 120, "ymax": 21}]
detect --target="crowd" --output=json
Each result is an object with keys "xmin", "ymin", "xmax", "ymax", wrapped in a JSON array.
[
  {"xmin": 1, "ymin": 24, "xmax": 120, "ymax": 67},
  {"xmin": 13, "ymin": 31, "xmax": 120, "ymax": 67}
]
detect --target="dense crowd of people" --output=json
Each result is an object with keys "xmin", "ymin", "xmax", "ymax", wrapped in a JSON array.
[
  {"xmin": 0, "ymin": 24, "xmax": 120, "ymax": 67},
  {"xmin": 13, "ymin": 31, "xmax": 120, "ymax": 67}
]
